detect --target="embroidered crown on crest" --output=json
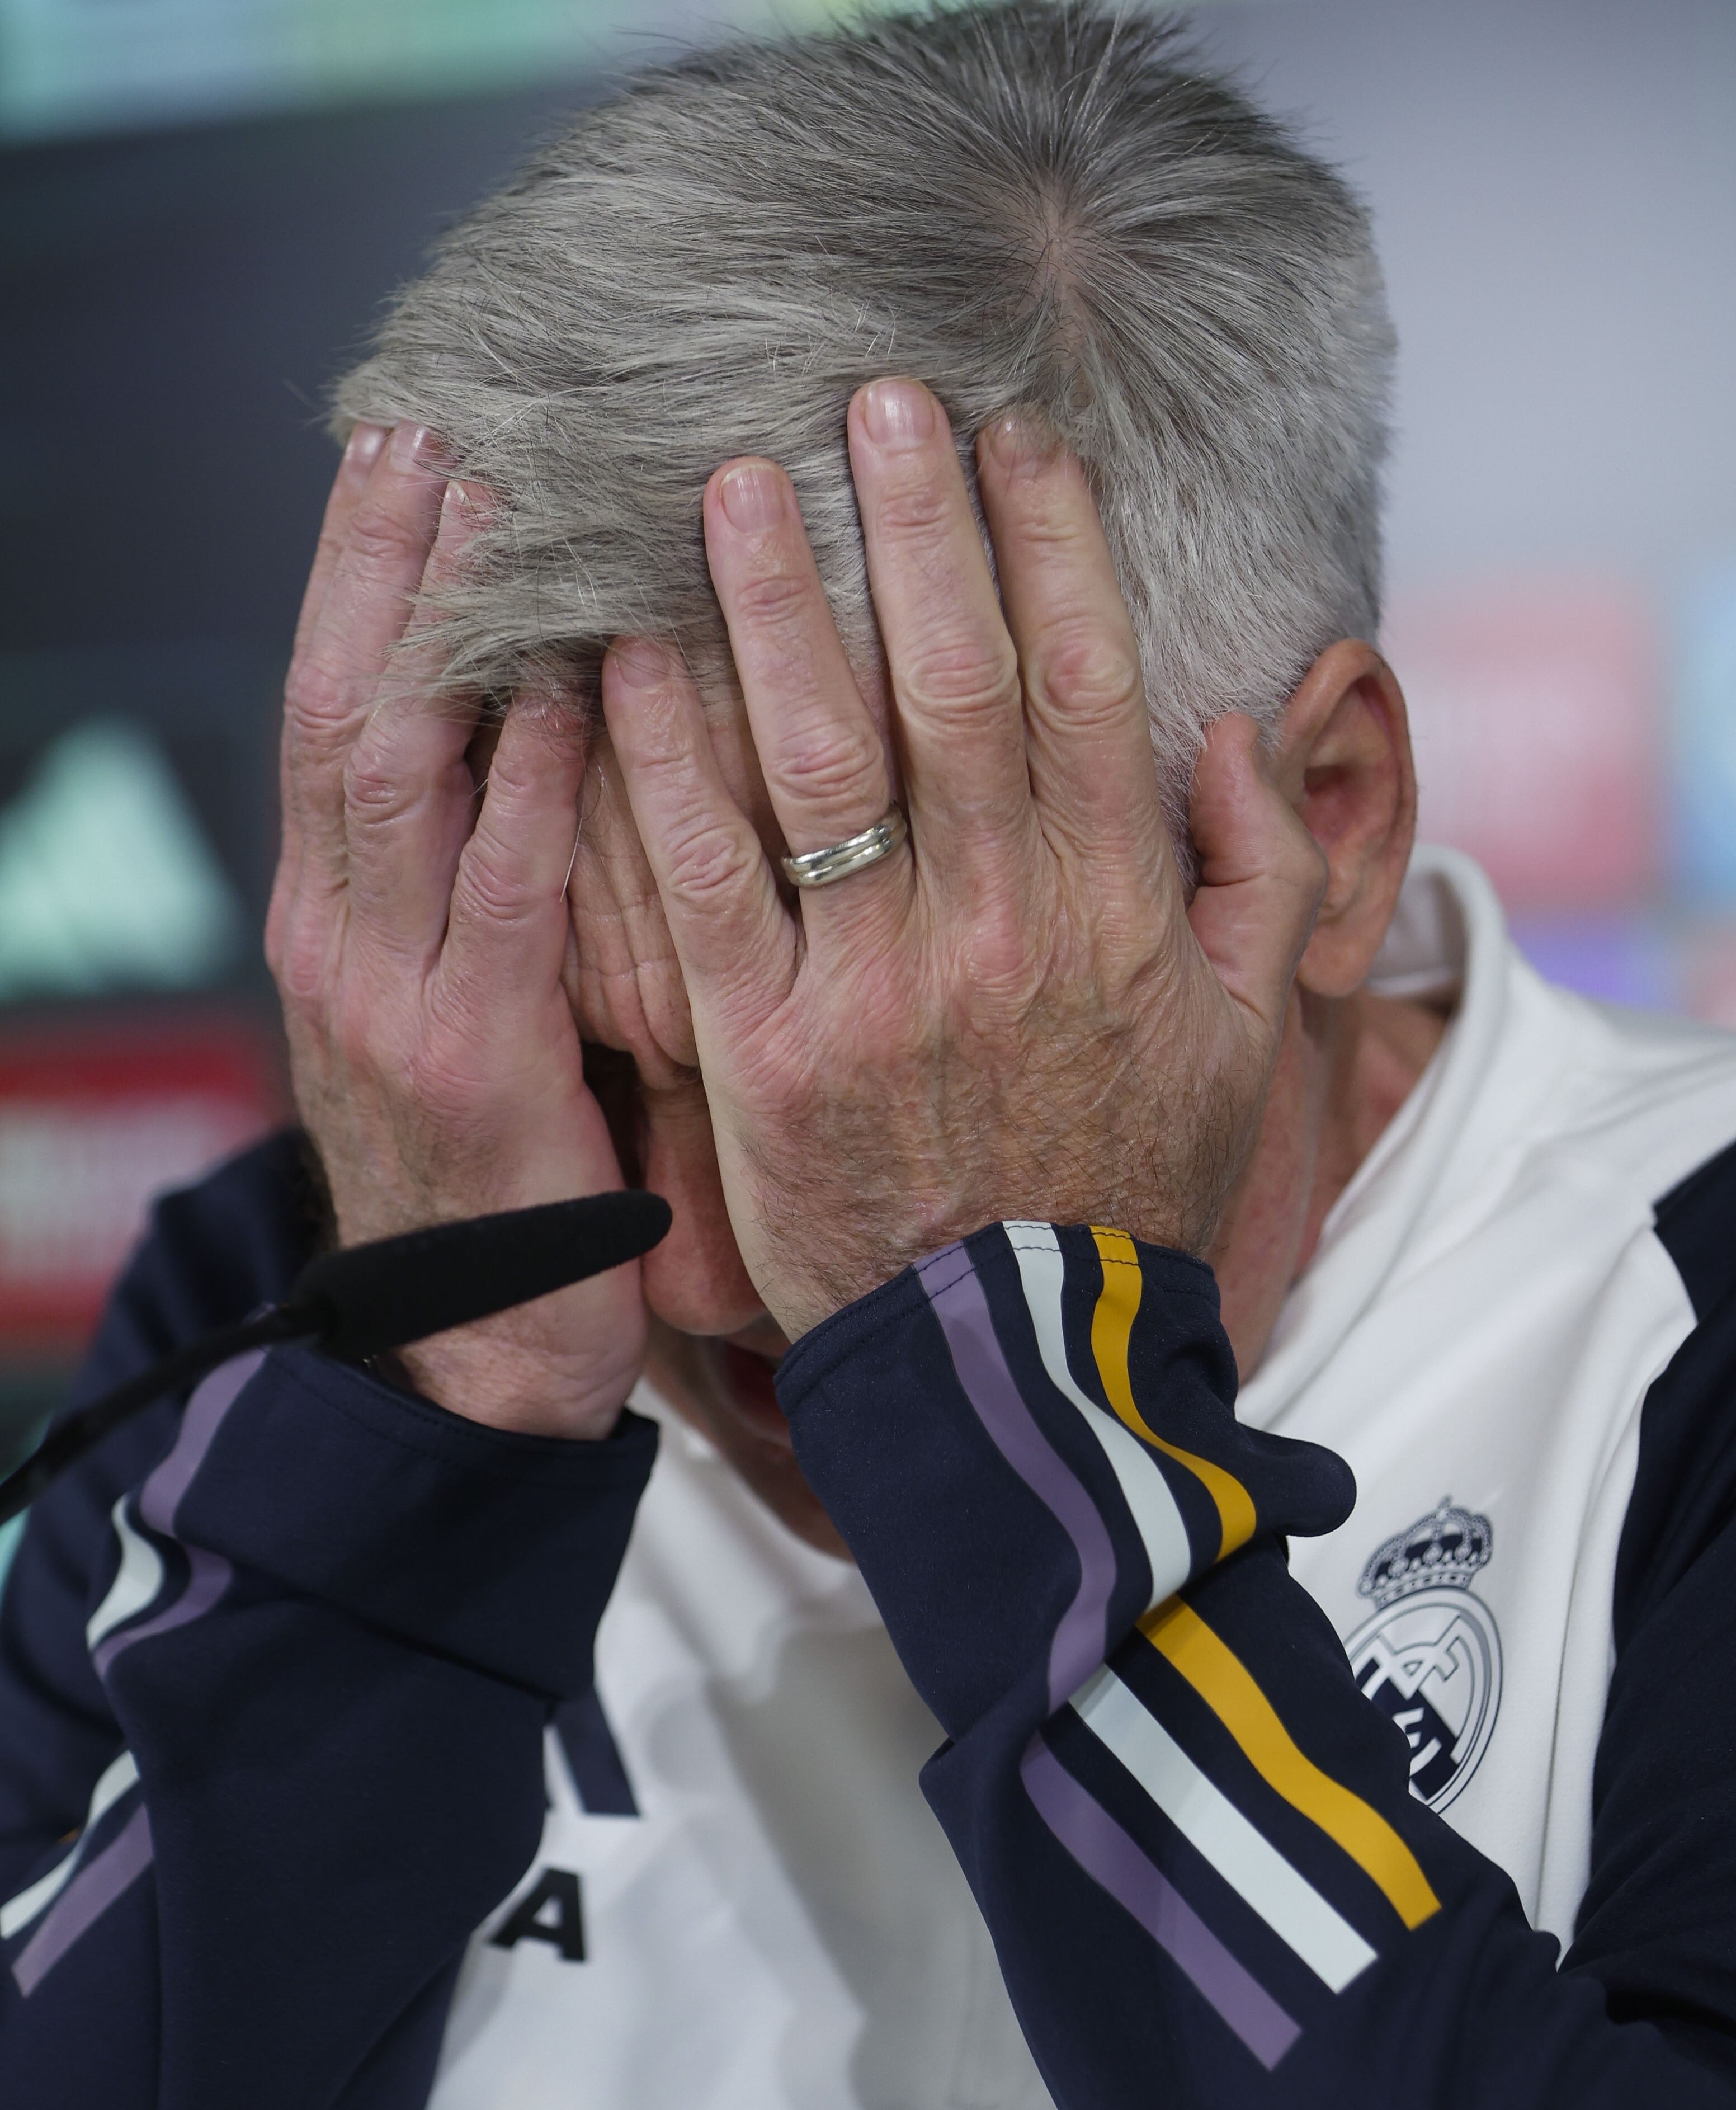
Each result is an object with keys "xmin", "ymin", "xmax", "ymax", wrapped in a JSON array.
[{"xmin": 1356, "ymin": 1497, "xmax": 1493, "ymax": 1609}]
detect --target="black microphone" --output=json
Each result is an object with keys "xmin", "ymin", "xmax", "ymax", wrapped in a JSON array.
[{"xmin": 0, "ymin": 1190, "xmax": 672, "ymax": 1528}]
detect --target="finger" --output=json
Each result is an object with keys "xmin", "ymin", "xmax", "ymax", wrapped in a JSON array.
[
  {"xmin": 702, "ymin": 458, "xmax": 909, "ymax": 935},
  {"xmin": 281, "ymin": 421, "xmax": 450, "ymax": 891},
  {"xmin": 567, "ymin": 737, "xmax": 698, "ymax": 1068},
  {"xmin": 343, "ymin": 479, "xmax": 493, "ymax": 966},
  {"xmin": 601, "ymin": 638, "xmax": 795, "ymax": 1036},
  {"xmin": 267, "ymin": 421, "xmax": 393, "ymax": 1001},
  {"xmin": 289, "ymin": 422, "xmax": 387, "ymax": 673},
  {"xmin": 702, "ymin": 459, "xmax": 889, "ymax": 853},
  {"xmin": 440, "ymin": 690, "xmax": 591, "ymax": 1019},
  {"xmin": 975, "ymin": 416, "xmax": 1171, "ymax": 887},
  {"xmin": 847, "ymin": 379, "xmax": 1035, "ymax": 883},
  {"xmin": 1186, "ymin": 715, "xmax": 1328, "ymax": 1047}
]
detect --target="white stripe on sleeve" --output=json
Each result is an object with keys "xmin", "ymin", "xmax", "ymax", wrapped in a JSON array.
[
  {"xmin": 1005, "ymin": 1222, "xmax": 1194, "ymax": 1607},
  {"xmin": 1072, "ymin": 1666, "xmax": 1376, "ymax": 1992},
  {"xmin": 1, "ymin": 1749, "xmax": 140, "ymax": 1939},
  {"xmin": 86, "ymin": 1494, "xmax": 166, "ymax": 1655}
]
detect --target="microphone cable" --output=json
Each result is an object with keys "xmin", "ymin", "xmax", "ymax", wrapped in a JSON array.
[{"xmin": 0, "ymin": 1190, "xmax": 671, "ymax": 1528}]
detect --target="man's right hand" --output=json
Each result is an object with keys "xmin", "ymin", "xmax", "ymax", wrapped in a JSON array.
[{"xmin": 266, "ymin": 421, "xmax": 645, "ymax": 1439}]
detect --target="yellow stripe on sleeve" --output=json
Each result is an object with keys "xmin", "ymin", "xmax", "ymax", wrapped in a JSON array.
[
  {"xmin": 1089, "ymin": 1228, "xmax": 1257, "ymax": 1561},
  {"xmin": 1141, "ymin": 1598, "xmax": 1440, "ymax": 1930}
]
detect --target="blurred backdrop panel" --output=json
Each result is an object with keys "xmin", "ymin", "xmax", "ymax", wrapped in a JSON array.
[
  {"xmin": 1201, "ymin": 0, "xmax": 1736, "ymax": 1021},
  {"xmin": 0, "ymin": 0, "xmax": 849, "ymax": 140},
  {"xmin": 0, "ymin": 0, "xmax": 1732, "ymax": 1478},
  {"xmin": 0, "ymin": 646, "xmax": 287, "ymax": 1488}
]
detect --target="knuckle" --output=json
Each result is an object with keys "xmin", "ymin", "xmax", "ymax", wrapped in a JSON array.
[
  {"xmin": 902, "ymin": 634, "xmax": 1021, "ymax": 720},
  {"xmin": 456, "ymin": 846, "xmax": 539, "ymax": 928},
  {"xmin": 1040, "ymin": 625, "xmax": 1144, "ymax": 724},
  {"xmin": 268, "ymin": 914, "xmax": 333, "ymax": 1012},
  {"xmin": 665, "ymin": 818, "xmax": 761, "ymax": 908},
  {"xmin": 777, "ymin": 722, "xmax": 884, "ymax": 814},
  {"xmin": 342, "ymin": 743, "xmax": 410, "ymax": 825},
  {"xmin": 343, "ymin": 500, "xmax": 425, "ymax": 578},
  {"xmin": 283, "ymin": 657, "xmax": 352, "ymax": 737},
  {"xmin": 873, "ymin": 481, "xmax": 957, "ymax": 544},
  {"xmin": 274, "ymin": 950, "xmax": 326, "ymax": 1014},
  {"xmin": 730, "ymin": 568, "xmax": 818, "ymax": 638},
  {"xmin": 477, "ymin": 726, "xmax": 558, "ymax": 809}
]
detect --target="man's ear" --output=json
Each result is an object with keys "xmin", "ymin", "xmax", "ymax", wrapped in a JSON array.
[{"xmin": 1271, "ymin": 639, "xmax": 1417, "ymax": 999}]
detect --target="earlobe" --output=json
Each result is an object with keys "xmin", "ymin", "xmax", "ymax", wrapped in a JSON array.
[{"xmin": 1275, "ymin": 640, "xmax": 1417, "ymax": 1000}]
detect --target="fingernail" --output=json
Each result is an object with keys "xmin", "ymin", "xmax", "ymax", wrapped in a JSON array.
[
  {"xmin": 983, "ymin": 409, "xmax": 1059, "ymax": 478},
  {"xmin": 718, "ymin": 463, "xmax": 785, "ymax": 532},
  {"xmin": 443, "ymin": 478, "xmax": 485, "ymax": 524},
  {"xmin": 860, "ymin": 379, "xmax": 935, "ymax": 449},
  {"xmin": 343, "ymin": 422, "xmax": 386, "ymax": 474},
  {"xmin": 610, "ymin": 638, "xmax": 669, "ymax": 689},
  {"xmin": 983, "ymin": 412, "xmax": 1036, "ymax": 470},
  {"xmin": 389, "ymin": 421, "xmax": 445, "ymax": 473}
]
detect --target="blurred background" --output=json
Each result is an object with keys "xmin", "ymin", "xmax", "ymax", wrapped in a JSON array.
[{"xmin": 1, "ymin": 0, "xmax": 1732, "ymax": 1517}]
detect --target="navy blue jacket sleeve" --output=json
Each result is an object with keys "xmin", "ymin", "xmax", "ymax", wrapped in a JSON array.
[
  {"xmin": 1565, "ymin": 1136, "xmax": 1736, "ymax": 2080},
  {"xmin": 0, "ymin": 1134, "xmax": 656, "ymax": 2109},
  {"xmin": 776, "ymin": 1219, "xmax": 1735, "ymax": 2109}
]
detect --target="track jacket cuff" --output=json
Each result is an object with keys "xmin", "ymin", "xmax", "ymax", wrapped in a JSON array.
[{"xmin": 169, "ymin": 1340, "xmax": 658, "ymax": 1697}]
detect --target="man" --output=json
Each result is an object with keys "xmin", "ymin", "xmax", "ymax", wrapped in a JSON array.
[{"xmin": 4, "ymin": 5, "xmax": 1736, "ymax": 2105}]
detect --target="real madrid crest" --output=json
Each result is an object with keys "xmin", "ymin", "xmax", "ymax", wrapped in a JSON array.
[{"xmin": 1343, "ymin": 1497, "xmax": 1502, "ymax": 1811}]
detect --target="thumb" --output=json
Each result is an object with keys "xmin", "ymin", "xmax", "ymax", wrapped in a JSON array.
[{"xmin": 1186, "ymin": 714, "xmax": 1327, "ymax": 1046}]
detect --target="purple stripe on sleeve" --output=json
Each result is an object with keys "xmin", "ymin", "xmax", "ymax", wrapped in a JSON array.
[
  {"xmin": 91, "ymin": 1348, "xmax": 262, "ymax": 1680},
  {"xmin": 138, "ymin": 1347, "xmax": 265, "ymax": 1536},
  {"xmin": 1021, "ymin": 1737, "xmax": 1300, "ymax": 2071},
  {"xmin": 12, "ymin": 1805, "xmax": 154, "ymax": 1999},
  {"xmin": 917, "ymin": 1242, "xmax": 1118, "ymax": 1711},
  {"xmin": 92, "ymin": 1546, "xmax": 233, "ymax": 1680}
]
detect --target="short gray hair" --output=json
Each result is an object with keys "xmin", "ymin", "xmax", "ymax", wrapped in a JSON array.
[{"xmin": 335, "ymin": 0, "xmax": 1394, "ymax": 839}]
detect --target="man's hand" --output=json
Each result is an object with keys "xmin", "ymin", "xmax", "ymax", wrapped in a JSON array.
[
  {"xmin": 601, "ymin": 380, "xmax": 1327, "ymax": 1341},
  {"xmin": 267, "ymin": 421, "xmax": 645, "ymax": 1437}
]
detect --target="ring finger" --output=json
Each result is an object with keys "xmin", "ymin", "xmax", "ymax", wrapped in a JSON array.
[{"xmin": 701, "ymin": 457, "xmax": 911, "ymax": 938}]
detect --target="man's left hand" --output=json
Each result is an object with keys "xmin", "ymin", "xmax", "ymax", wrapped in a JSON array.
[{"xmin": 601, "ymin": 379, "xmax": 1326, "ymax": 1341}]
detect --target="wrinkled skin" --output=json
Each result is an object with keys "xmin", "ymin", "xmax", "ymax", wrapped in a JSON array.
[
  {"xmin": 271, "ymin": 384, "xmax": 1433, "ymax": 1556},
  {"xmin": 267, "ymin": 421, "xmax": 645, "ymax": 1439},
  {"xmin": 597, "ymin": 388, "xmax": 1327, "ymax": 1339}
]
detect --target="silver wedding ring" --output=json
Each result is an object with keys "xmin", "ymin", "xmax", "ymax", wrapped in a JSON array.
[{"xmin": 779, "ymin": 804, "xmax": 908, "ymax": 889}]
